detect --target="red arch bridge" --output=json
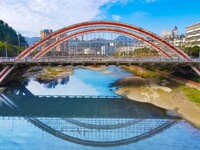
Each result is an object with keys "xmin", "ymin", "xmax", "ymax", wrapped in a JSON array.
[{"xmin": 0, "ymin": 21, "xmax": 200, "ymax": 82}]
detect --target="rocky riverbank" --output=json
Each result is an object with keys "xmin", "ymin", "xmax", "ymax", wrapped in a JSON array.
[
  {"xmin": 83, "ymin": 65, "xmax": 107, "ymax": 71},
  {"xmin": 26, "ymin": 65, "xmax": 111, "ymax": 82},
  {"xmin": 114, "ymin": 66, "xmax": 200, "ymax": 128},
  {"xmin": 83, "ymin": 65, "xmax": 112, "ymax": 74},
  {"xmin": 25, "ymin": 66, "xmax": 74, "ymax": 81}
]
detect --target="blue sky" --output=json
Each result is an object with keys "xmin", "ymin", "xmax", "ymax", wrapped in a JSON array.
[
  {"xmin": 0, "ymin": 0, "xmax": 199, "ymax": 37},
  {"xmin": 102, "ymin": 0, "xmax": 200, "ymax": 34}
]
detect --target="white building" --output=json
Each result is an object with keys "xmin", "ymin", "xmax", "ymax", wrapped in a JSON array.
[
  {"xmin": 171, "ymin": 35, "xmax": 185, "ymax": 48},
  {"xmin": 161, "ymin": 26, "xmax": 185, "ymax": 48},
  {"xmin": 83, "ymin": 48, "xmax": 91, "ymax": 55},
  {"xmin": 161, "ymin": 26, "xmax": 178, "ymax": 39},
  {"xmin": 161, "ymin": 30, "xmax": 173, "ymax": 39},
  {"xmin": 186, "ymin": 22, "xmax": 200, "ymax": 47},
  {"xmin": 115, "ymin": 45, "xmax": 146, "ymax": 55}
]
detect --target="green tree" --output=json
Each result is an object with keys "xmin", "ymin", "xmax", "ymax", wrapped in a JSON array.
[
  {"xmin": 0, "ymin": 20, "xmax": 28, "ymax": 57},
  {"xmin": 184, "ymin": 46, "xmax": 200, "ymax": 57},
  {"xmin": 0, "ymin": 41, "xmax": 23, "ymax": 57},
  {"xmin": 0, "ymin": 20, "xmax": 28, "ymax": 47}
]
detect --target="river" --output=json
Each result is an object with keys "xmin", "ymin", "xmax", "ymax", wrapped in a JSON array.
[{"xmin": 0, "ymin": 66, "xmax": 200, "ymax": 150}]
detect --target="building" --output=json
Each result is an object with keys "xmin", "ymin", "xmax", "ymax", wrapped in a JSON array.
[
  {"xmin": 186, "ymin": 22, "xmax": 200, "ymax": 47},
  {"xmin": 161, "ymin": 26, "xmax": 178, "ymax": 40},
  {"xmin": 115, "ymin": 45, "xmax": 147, "ymax": 55},
  {"xmin": 161, "ymin": 30, "xmax": 173, "ymax": 39},
  {"xmin": 100, "ymin": 44, "xmax": 115, "ymax": 55},
  {"xmin": 161, "ymin": 26, "xmax": 185, "ymax": 48},
  {"xmin": 172, "ymin": 35, "xmax": 185, "ymax": 48},
  {"xmin": 40, "ymin": 29, "xmax": 53, "ymax": 39},
  {"xmin": 172, "ymin": 26, "xmax": 178, "ymax": 38},
  {"xmin": 83, "ymin": 48, "xmax": 92, "ymax": 55},
  {"xmin": 40, "ymin": 29, "xmax": 65, "ymax": 53}
]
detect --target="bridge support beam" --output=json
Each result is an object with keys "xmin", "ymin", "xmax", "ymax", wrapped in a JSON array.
[
  {"xmin": 0, "ymin": 66, "xmax": 15, "ymax": 83},
  {"xmin": 191, "ymin": 66, "xmax": 200, "ymax": 76}
]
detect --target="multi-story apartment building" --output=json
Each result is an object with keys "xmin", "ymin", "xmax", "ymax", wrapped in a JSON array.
[
  {"xmin": 171, "ymin": 35, "xmax": 185, "ymax": 48},
  {"xmin": 40, "ymin": 29, "xmax": 53, "ymax": 39},
  {"xmin": 40, "ymin": 29, "xmax": 64, "ymax": 53},
  {"xmin": 186, "ymin": 22, "xmax": 200, "ymax": 47}
]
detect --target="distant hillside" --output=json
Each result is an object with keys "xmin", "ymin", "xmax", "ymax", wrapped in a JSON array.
[
  {"xmin": 115, "ymin": 35, "xmax": 132, "ymax": 41},
  {"xmin": 0, "ymin": 20, "xmax": 28, "ymax": 47},
  {"xmin": 116, "ymin": 35, "xmax": 138, "ymax": 42},
  {"xmin": 0, "ymin": 20, "xmax": 27, "ymax": 57},
  {"xmin": 0, "ymin": 41, "xmax": 23, "ymax": 57},
  {"xmin": 25, "ymin": 37, "xmax": 40, "ymax": 45}
]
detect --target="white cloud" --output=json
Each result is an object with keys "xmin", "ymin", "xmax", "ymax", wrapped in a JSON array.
[
  {"xmin": 112, "ymin": 15, "xmax": 121, "ymax": 21},
  {"xmin": 0, "ymin": 0, "xmax": 127, "ymax": 36},
  {"xmin": 0, "ymin": 0, "xmax": 156, "ymax": 37}
]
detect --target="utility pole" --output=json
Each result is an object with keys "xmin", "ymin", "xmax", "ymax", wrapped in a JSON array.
[
  {"xmin": 17, "ymin": 32, "xmax": 21, "ymax": 47},
  {"xmin": 199, "ymin": 49, "xmax": 200, "ymax": 61},
  {"xmin": 5, "ymin": 42, "xmax": 8, "ymax": 57}
]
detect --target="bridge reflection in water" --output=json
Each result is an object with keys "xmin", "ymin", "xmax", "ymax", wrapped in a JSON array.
[{"xmin": 0, "ymin": 83, "xmax": 179, "ymax": 147}]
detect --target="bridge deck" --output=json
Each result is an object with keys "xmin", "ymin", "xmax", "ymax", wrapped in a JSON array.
[{"xmin": 0, "ymin": 57, "xmax": 199, "ymax": 66}]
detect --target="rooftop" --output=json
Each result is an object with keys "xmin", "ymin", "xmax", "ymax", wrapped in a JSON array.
[{"xmin": 186, "ymin": 22, "xmax": 200, "ymax": 29}]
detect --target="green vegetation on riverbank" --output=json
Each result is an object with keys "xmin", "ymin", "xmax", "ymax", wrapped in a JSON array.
[
  {"xmin": 37, "ymin": 67, "xmax": 73, "ymax": 80},
  {"xmin": 117, "ymin": 66, "xmax": 200, "ymax": 128},
  {"xmin": 114, "ymin": 47, "xmax": 159, "ymax": 57},
  {"xmin": 122, "ymin": 65, "xmax": 200, "ymax": 106},
  {"xmin": 121, "ymin": 65, "xmax": 160, "ymax": 78},
  {"xmin": 180, "ymin": 86, "xmax": 200, "ymax": 106}
]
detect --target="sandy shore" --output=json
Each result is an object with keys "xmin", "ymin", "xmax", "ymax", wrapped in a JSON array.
[{"xmin": 115, "ymin": 76, "xmax": 200, "ymax": 128}]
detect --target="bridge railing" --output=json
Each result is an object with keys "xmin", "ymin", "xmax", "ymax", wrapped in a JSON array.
[
  {"xmin": 0, "ymin": 56, "xmax": 200, "ymax": 63},
  {"xmin": 37, "ymin": 95, "xmax": 122, "ymax": 99}
]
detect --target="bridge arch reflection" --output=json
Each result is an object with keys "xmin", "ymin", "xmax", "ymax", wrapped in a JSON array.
[{"xmin": 0, "ymin": 82, "xmax": 179, "ymax": 147}]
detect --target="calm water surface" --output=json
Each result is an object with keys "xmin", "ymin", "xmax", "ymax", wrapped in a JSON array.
[{"xmin": 0, "ymin": 66, "xmax": 200, "ymax": 150}]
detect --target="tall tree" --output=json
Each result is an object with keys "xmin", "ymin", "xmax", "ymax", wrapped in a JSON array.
[{"xmin": 0, "ymin": 20, "xmax": 28, "ymax": 47}]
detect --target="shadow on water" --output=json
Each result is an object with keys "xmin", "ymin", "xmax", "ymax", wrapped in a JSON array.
[{"xmin": 0, "ymin": 82, "xmax": 180, "ymax": 147}]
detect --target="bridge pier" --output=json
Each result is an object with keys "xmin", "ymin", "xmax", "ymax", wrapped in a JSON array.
[
  {"xmin": 191, "ymin": 66, "xmax": 200, "ymax": 76},
  {"xmin": 0, "ymin": 66, "xmax": 15, "ymax": 83}
]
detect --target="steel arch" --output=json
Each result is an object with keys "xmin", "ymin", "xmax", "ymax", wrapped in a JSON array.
[
  {"xmin": 33, "ymin": 28, "xmax": 172, "ymax": 59},
  {"xmin": 16, "ymin": 21, "xmax": 190, "ymax": 61}
]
